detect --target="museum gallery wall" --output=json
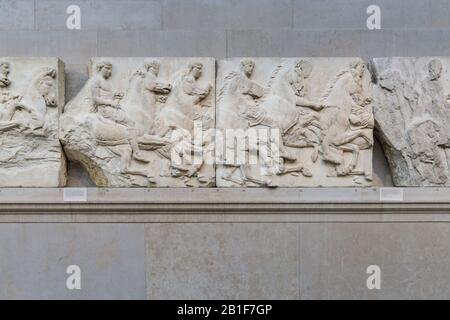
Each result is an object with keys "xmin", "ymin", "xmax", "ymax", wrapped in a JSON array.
[{"xmin": 1, "ymin": 56, "xmax": 449, "ymax": 187}]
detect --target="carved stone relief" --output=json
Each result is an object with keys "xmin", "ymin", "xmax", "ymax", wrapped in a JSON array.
[
  {"xmin": 0, "ymin": 58, "xmax": 66, "ymax": 187},
  {"xmin": 60, "ymin": 58, "xmax": 215, "ymax": 187},
  {"xmin": 8, "ymin": 56, "xmax": 450, "ymax": 188},
  {"xmin": 216, "ymin": 58, "xmax": 373, "ymax": 187},
  {"xmin": 372, "ymin": 57, "xmax": 450, "ymax": 186}
]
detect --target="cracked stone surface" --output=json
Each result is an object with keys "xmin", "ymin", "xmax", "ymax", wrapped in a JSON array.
[{"xmin": 372, "ymin": 57, "xmax": 450, "ymax": 186}]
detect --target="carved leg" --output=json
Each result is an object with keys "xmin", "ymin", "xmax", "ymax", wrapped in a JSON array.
[
  {"xmin": 322, "ymin": 135, "xmax": 342, "ymax": 165},
  {"xmin": 240, "ymin": 165, "xmax": 273, "ymax": 186},
  {"xmin": 187, "ymin": 164, "xmax": 202, "ymax": 178},
  {"xmin": 336, "ymin": 143, "xmax": 360, "ymax": 175},
  {"xmin": 278, "ymin": 165, "xmax": 313, "ymax": 177},
  {"xmin": 170, "ymin": 162, "xmax": 202, "ymax": 178},
  {"xmin": 119, "ymin": 148, "xmax": 133, "ymax": 173},
  {"xmin": 188, "ymin": 147, "xmax": 204, "ymax": 178},
  {"xmin": 311, "ymin": 144, "xmax": 320, "ymax": 162},
  {"xmin": 242, "ymin": 175, "xmax": 271, "ymax": 186},
  {"xmin": 107, "ymin": 145, "xmax": 152, "ymax": 180},
  {"xmin": 332, "ymin": 130, "xmax": 364, "ymax": 146},
  {"xmin": 0, "ymin": 122, "xmax": 19, "ymax": 132},
  {"xmin": 221, "ymin": 166, "xmax": 245, "ymax": 185},
  {"xmin": 126, "ymin": 128, "xmax": 149, "ymax": 163},
  {"xmin": 168, "ymin": 140, "xmax": 203, "ymax": 178}
]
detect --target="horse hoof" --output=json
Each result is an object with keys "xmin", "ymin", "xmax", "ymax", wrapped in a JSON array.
[
  {"xmin": 301, "ymin": 168, "xmax": 313, "ymax": 177},
  {"xmin": 266, "ymin": 180, "xmax": 278, "ymax": 188},
  {"xmin": 134, "ymin": 153, "xmax": 150, "ymax": 163}
]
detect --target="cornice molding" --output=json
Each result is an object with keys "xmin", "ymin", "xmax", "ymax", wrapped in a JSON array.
[{"xmin": 0, "ymin": 188, "xmax": 449, "ymax": 222}]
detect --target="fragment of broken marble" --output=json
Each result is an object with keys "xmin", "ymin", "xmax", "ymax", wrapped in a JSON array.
[
  {"xmin": 372, "ymin": 57, "xmax": 450, "ymax": 186},
  {"xmin": 0, "ymin": 58, "xmax": 66, "ymax": 187},
  {"xmin": 216, "ymin": 58, "xmax": 374, "ymax": 187},
  {"xmin": 60, "ymin": 58, "xmax": 215, "ymax": 187}
]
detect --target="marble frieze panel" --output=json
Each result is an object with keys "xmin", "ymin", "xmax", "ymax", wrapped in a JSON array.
[
  {"xmin": 60, "ymin": 58, "xmax": 215, "ymax": 187},
  {"xmin": 372, "ymin": 57, "xmax": 450, "ymax": 186},
  {"xmin": 216, "ymin": 58, "xmax": 374, "ymax": 187},
  {"xmin": 0, "ymin": 58, "xmax": 66, "ymax": 187},
  {"xmin": 12, "ymin": 55, "xmax": 450, "ymax": 189}
]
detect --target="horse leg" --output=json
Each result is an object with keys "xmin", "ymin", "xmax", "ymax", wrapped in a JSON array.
[
  {"xmin": 278, "ymin": 164, "xmax": 312, "ymax": 177},
  {"xmin": 322, "ymin": 134, "xmax": 343, "ymax": 165},
  {"xmin": 242, "ymin": 169, "xmax": 272, "ymax": 186},
  {"xmin": 275, "ymin": 146, "xmax": 312, "ymax": 177},
  {"xmin": 221, "ymin": 165, "xmax": 245, "ymax": 186},
  {"xmin": 170, "ymin": 159, "xmax": 198, "ymax": 178},
  {"xmin": 336, "ymin": 143, "xmax": 360, "ymax": 176},
  {"xmin": 168, "ymin": 138, "xmax": 202, "ymax": 178},
  {"xmin": 119, "ymin": 147, "xmax": 154, "ymax": 180},
  {"xmin": 221, "ymin": 140, "xmax": 272, "ymax": 186},
  {"xmin": 239, "ymin": 162, "xmax": 273, "ymax": 186},
  {"xmin": 332, "ymin": 130, "xmax": 366, "ymax": 147},
  {"xmin": 111, "ymin": 146, "xmax": 132, "ymax": 174},
  {"xmin": 119, "ymin": 147, "xmax": 133, "ymax": 174},
  {"xmin": 0, "ymin": 122, "xmax": 19, "ymax": 132},
  {"xmin": 333, "ymin": 130, "xmax": 373, "ymax": 177},
  {"xmin": 187, "ymin": 144, "xmax": 205, "ymax": 177}
]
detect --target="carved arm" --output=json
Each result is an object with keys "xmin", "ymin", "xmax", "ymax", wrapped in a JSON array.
[{"xmin": 295, "ymin": 97, "xmax": 328, "ymax": 111}]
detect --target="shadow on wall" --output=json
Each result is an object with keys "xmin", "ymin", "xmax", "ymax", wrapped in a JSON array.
[
  {"xmin": 373, "ymin": 133, "xmax": 394, "ymax": 187},
  {"xmin": 67, "ymin": 162, "xmax": 96, "ymax": 187}
]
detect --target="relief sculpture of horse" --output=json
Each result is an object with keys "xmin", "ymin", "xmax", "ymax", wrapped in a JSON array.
[
  {"xmin": 0, "ymin": 67, "xmax": 57, "ymax": 135},
  {"xmin": 319, "ymin": 60, "xmax": 373, "ymax": 179}
]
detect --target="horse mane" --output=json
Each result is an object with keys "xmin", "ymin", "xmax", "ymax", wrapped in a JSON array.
[
  {"xmin": 266, "ymin": 64, "xmax": 285, "ymax": 90},
  {"xmin": 217, "ymin": 71, "xmax": 239, "ymax": 103},
  {"xmin": 31, "ymin": 67, "xmax": 55, "ymax": 88},
  {"xmin": 320, "ymin": 69, "xmax": 349, "ymax": 102},
  {"xmin": 20, "ymin": 67, "xmax": 55, "ymax": 102}
]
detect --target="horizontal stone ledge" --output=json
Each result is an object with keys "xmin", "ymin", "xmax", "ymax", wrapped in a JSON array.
[
  {"xmin": 0, "ymin": 210, "xmax": 449, "ymax": 223},
  {"xmin": 0, "ymin": 202, "xmax": 450, "ymax": 213},
  {"xmin": 0, "ymin": 188, "xmax": 450, "ymax": 205},
  {"xmin": 1, "ymin": 188, "xmax": 450, "ymax": 220}
]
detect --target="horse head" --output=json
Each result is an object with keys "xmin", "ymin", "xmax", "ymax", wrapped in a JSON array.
[
  {"xmin": 263, "ymin": 64, "xmax": 299, "ymax": 107},
  {"xmin": 34, "ymin": 67, "xmax": 58, "ymax": 108}
]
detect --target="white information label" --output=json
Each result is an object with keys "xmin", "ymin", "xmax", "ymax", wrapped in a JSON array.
[
  {"xmin": 63, "ymin": 188, "xmax": 88, "ymax": 202},
  {"xmin": 379, "ymin": 188, "xmax": 404, "ymax": 202}
]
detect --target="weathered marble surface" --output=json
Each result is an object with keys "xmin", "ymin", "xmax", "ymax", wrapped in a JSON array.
[
  {"xmin": 216, "ymin": 58, "xmax": 374, "ymax": 187},
  {"xmin": 372, "ymin": 57, "xmax": 450, "ymax": 186},
  {"xmin": 60, "ymin": 58, "xmax": 215, "ymax": 187},
  {"xmin": 0, "ymin": 58, "xmax": 66, "ymax": 187}
]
